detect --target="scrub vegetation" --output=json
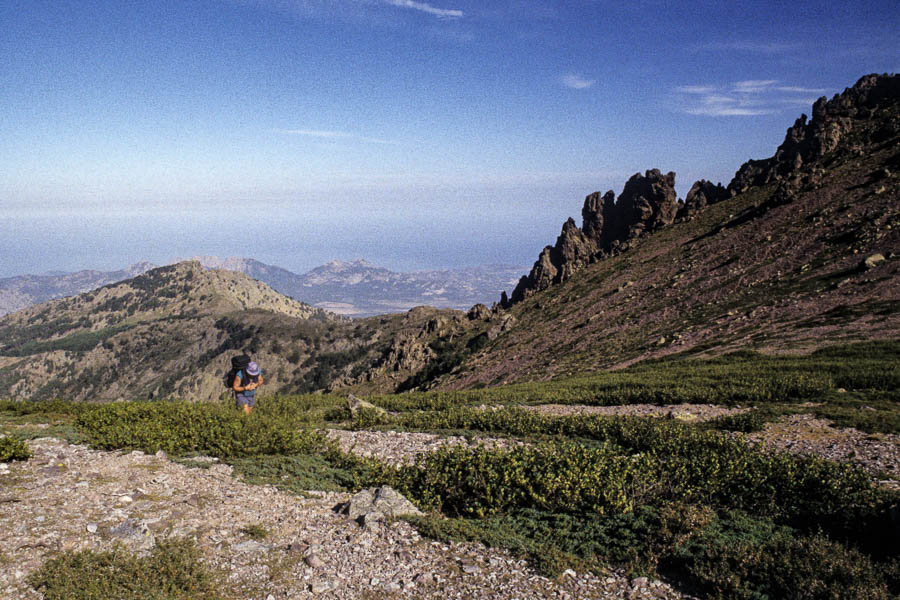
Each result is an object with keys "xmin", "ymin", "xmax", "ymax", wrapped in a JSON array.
[{"xmin": 3, "ymin": 340, "xmax": 899, "ymax": 599}]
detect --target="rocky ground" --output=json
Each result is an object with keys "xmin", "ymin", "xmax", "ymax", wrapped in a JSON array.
[
  {"xmin": 0, "ymin": 437, "xmax": 684, "ymax": 600},
  {"xmin": 523, "ymin": 404, "xmax": 748, "ymax": 421},
  {"xmin": 746, "ymin": 413, "xmax": 900, "ymax": 491},
  {"xmin": 2, "ymin": 405, "xmax": 898, "ymax": 600},
  {"xmin": 325, "ymin": 429, "xmax": 521, "ymax": 466}
]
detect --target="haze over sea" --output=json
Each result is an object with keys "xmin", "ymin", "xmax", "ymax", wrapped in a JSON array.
[{"xmin": 2, "ymin": 1, "xmax": 898, "ymax": 278}]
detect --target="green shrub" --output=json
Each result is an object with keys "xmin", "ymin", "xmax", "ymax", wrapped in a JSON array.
[
  {"xmin": 408, "ymin": 503, "xmax": 710, "ymax": 577},
  {"xmin": 351, "ymin": 406, "xmax": 390, "ymax": 429},
  {"xmin": 76, "ymin": 401, "xmax": 332, "ymax": 458},
  {"xmin": 0, "ymin": 398, "xmax": 92, "ymax": 417},
  {"xmin": 388, "ymin": 408, "xmax": 884, "ymax": 525},
  {"xmin": 239, "ymin": 523, "xmax": 268, "ymax": 540},
  {"xmin": 0, "ymin": 436, "xmax": 31, "ymax": 461},
  {"xmin": 706, "ymin": 409, "xmax": 777, "ymax": 433},
  {"xmin": 393, "ymin": 441, "xmax": 658, "ymax": 518},
  {"xmin": 228, "ymin": 453, "xmax": 362, "ymax": 494},
  {"xmin": 367, "ymin": 340, "xmax": 900, "ymax": 412},
  {"xmin": 27, "ymin": 537, "xmax": 225, "ymax": 600},
  {"xmin": 666, "ymin": 511, "xmax": 897, "ymax": 599}
]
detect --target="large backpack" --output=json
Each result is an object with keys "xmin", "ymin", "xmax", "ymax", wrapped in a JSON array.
[{"xmin": 224, "ymin": 354, "xmax": 251, "ymax": 389}]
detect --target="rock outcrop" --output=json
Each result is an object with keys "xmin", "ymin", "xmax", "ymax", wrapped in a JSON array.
[
  {"xmin": 614, "ymin": 169, "xmax": 679, "ymax": 241},
  {"xmin": 728, "ymin": 73, "xmax": 900, "ymax": 193},
  {"xmin": 337, "ymin": 486, "xmax": 424, "ymax": 523},
  {"xmin": 504, "ymin": 74, "xmax": 900, "ymax": 308},
  {"xmin": 507, "ymin": 169, "xmax": 679, "ymax": 305},
  {"xmin": 678, "ymin": 180, "xmax": 729, "ymax": 220}
]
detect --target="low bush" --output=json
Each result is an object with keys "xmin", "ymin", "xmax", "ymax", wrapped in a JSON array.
[
  {"xmin": 239, "ymin": 523, "xmax": 268, "ymax": 540},
  {"xmin": 368, "ymin": 340, "xmax": 900, "ymax": 413},
  {"xmin": 393, "ymin": 441, "xmax": 657, "ymax": 518},
  {"xmin": 813, "ymin": 393, "xmax": 900, "ymax": 434},
  {"xmin": 228, "ymin": 453, "xmax": 361, "ymax": 494},
  {"xmin": 409, "ymin": 506, "xmax": 900, "ymax": 597},
  {"xmin": 75, "ymin": 401, "xmax": 331, "ymax": 458},
  {"xmin": 27, "ymin": 537, "xmax": 225, "ymax": 600},
  {"xmin": 0, "ymin": 398, "xmax": 92, "ymax": 417},
  {"xmin": 387, "ymin": 408, "xmax": 888, "ymax": 537},
  {"xmin": 665, "ymin": 511, "xmax": 898, "ymax": 599},
  {"xmin": 350, "ymin": 406, "xmax": 391, "ymax": 429},
  {"xmin": 407, "ymin": 503, "xmax": 711, "ymax": 577},
  {"xmin": 0, "ymin": 436, "xmax": 31, "ymax": 461}
]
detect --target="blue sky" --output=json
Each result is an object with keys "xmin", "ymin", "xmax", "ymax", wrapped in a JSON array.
[{"xmin": 1, "ymin": 0, "xmax": 897, "ymax": 278}]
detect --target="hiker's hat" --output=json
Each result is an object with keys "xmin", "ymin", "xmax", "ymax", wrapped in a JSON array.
[{"xmin": 246, "ymin": 361, "xmax": 260, "ymax": 376}]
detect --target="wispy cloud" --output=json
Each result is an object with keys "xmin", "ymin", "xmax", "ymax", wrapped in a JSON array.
[
  {"xmin": 675, "ymin": 85, "xmax": 716, "ymax": 94},
  {"xmin": 673, "ymin": 79, "xmax": 829, "ymax": 117},
  {"xmin": 230, "ymin": 0, "xmax": 463, "ymax": 24},
  {"xmin": 561, "ymin": 73, "xmax": 595, "ymax": 90},
  {"xmin": 775, "ymin": 85, "xmax": 828, "ymax": 94},
  {"xmin": 383, "ymin": 0, "xmax": 463, "ymax": 18},
  {"xmin": 732, "ymin": 79, "xmax": 778, "ymax": 93},
  {"xmin": 276, "ymin": 128, "xmax": 396, "ymax": 144}
]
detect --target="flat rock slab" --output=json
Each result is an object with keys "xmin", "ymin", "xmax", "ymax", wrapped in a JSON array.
[{"xmin": 338, "ymin": 486, "xmax": 424, "ymax": 521}]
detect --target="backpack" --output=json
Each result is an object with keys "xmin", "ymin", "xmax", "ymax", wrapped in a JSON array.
[{"xmin": 224, "ymin": 354, "xmax": 251, "ymax": 389}]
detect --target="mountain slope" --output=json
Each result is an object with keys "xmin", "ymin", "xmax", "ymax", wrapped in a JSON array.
[
  {"xmin": 0, "ymin": 261, "xmax": 487, "ymax": 401},
  {"xmin": 0, "ymin": 262, "xmax": 347, "ymax": 401},
  {"xmin": 435, "ymin": 73, "xmax": 900, "ymax": 388},
  {"xmin": 0, "ymin": 262, "xmax": 155, "ymax": 316},
  {"xmin": 2, "ymin": 257, "xmax": 523, "ymax": 319}
]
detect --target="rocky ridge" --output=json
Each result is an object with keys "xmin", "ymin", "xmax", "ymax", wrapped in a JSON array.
[
  {"xmin": 504, "ymin": 73, "xmax": 900, "ymax": 307},
  {"xmin": 728, "ymin": 73, "xmax": 900, "ymax": 194},
  {"xmin": 438, "ymin": 73, "xmax": 900, "ymax": 388},
  {"xmin": 506, "ymin": 169, "xmax": 684, "ymax": 305}
]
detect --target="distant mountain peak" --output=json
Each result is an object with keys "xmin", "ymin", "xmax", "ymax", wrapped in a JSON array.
[{"xmin": 322, "ymin": 258, "xmax": 378, "ymax": 271}]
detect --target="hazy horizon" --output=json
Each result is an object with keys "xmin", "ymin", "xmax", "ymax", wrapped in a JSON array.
[{"xmin": 3, "ymin": 1, "xmax": 898, "ymax": 279}]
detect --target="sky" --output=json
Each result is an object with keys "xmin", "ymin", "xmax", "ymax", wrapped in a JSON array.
[{"xmin": 1, "ymin": 0, "xmax": 898, "ymax": 277}]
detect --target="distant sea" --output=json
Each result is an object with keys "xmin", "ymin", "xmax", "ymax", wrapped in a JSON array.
[{"xmin": 1, "ymin": 211, "xmax": 557, "ymax": 279}]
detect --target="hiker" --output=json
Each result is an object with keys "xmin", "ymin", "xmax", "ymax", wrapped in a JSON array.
[{"xmin": 233, "ymin": 360, "xmax": 263, "ymax": 415}]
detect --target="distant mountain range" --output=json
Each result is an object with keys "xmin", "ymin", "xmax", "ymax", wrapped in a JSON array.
[{"xmin": 0, "ymin": 258, "xmax": 524, "ymax": 318}]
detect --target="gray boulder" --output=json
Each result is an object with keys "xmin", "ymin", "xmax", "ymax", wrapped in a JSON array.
[
  {"xmin": 338, "ymin": 486, "xmax": 423, "ymax": 523},
  {"xmin": 347, "ymin": 394, "xmax": 387, "ymax": 418}
]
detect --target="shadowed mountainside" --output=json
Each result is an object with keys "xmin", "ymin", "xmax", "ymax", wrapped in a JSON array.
[{"xmin": 424, "ymin": 73, "xmax": 900, "ymax": 389}]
